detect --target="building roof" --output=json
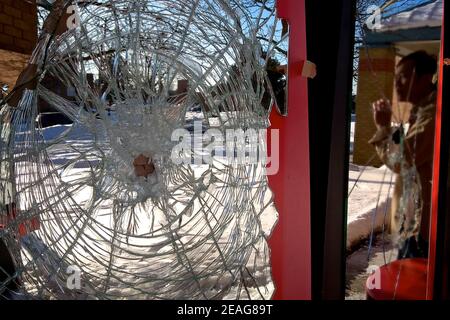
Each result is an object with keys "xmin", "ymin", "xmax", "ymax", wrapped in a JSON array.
[
  {"xmin": 378, "ymin": 0, "xmax": 442, "ymax": 32},
  {"xmin": 366, "ymin": 0, "xmax": 442, "ymax": 45}
]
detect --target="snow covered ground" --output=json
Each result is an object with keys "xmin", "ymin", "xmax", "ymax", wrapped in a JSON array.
[
  {"xmin": 347, "ymin": 165, "xmax": 394, "ymax": 250},
  {"xmin": 7, "ymin": 117, "xmax": 277, "ymax": 300},
  {"xmin": 346, "ymin": 115, "xmax": 394, "ymax": 250}
]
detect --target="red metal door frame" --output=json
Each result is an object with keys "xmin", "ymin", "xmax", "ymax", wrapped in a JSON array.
[
  {"xmin": 268, "ymin": 0, "xmax": 311, "ymax": 300},
  {"xmin": 427, "ymin": 0, "xmax": 448, "ymax": 300},
  {"xmin": 269, "ymin": 0, "xmax": 449, "ymax": 301}
]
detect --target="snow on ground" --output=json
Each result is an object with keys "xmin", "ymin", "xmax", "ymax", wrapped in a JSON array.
[
  {"xmin": 347, "ymin": 164, "xmax": 394, "ymax": 250},
  {"xmin": 11, "ymin": 119, "xmax": 277, "ymax": 300}
]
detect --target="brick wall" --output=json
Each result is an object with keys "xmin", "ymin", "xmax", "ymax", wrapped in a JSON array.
[
  {"xmin": 353, "ymin": 46, "xmax": 396, "ymax": 167},
  {"xmin": 0, "ymin": 48, "xmax": 29, "ymax": 89},
  {"xmin": 0, "ymin": 0, "xmax": 37, "ymax": 55}
]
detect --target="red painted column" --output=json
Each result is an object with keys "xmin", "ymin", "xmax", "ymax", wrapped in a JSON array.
[
  {"xmin": 427, "ymin": 3, "xmax": 445, "ymax": 300},
  {"xmin": 268, "ymin": 0, "xmax": 311, "ymax": 300}
]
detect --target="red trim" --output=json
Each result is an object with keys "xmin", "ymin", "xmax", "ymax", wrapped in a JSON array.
[
  {"xmin": 0, "ymin": 203, "xmax": 40, "ymax": 237},
  {"xmin": 268, "ymin": 0, "xmax": 311, "ymax": 300},
  {"xmin": 427, "ymin": 2, "xmax": 445, "ymax": 300}
]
